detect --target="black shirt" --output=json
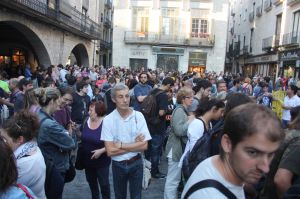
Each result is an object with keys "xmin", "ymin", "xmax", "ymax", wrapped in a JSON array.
[{"xmin": 71, "ymin": 92, "xmax": 90, "ymax": 125}]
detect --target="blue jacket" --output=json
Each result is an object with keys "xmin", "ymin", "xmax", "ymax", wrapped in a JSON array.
[{"xmin": 37, "ymin": 110, "xmax": 75, "ymax": 173}]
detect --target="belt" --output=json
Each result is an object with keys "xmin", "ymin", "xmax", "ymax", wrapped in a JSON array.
[{"xmin": 117, "ymin": 154, "xmax": 141, "ymax": 164}]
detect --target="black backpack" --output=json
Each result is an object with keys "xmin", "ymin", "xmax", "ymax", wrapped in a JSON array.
[
  {"xmin": 140, "ymin": 89, "xmax": 164, "ymax": 125},
  {"xmin": 182, "ymin": 119, "xmax": 224, "ymax": 180}
]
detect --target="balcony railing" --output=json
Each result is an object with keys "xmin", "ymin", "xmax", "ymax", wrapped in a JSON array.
[
  {"xmin": 241, "ymin": 45, "xmax": 249, "ymax": 55},
  {"xmin": 0, "ymin": 0, "xmax": 101, "ymax": 40},
  {"xmin": 124, "ymin": 31, "xmax": 214, "ymax": 47},
  {"xmin": 264, "ymin": 0, "xmax": 272, "ymax": 11},
  {"xmin": 256, "ymin": 6, "xmax": 262, "ymax": 17},
  {"xmin": 249, "ymin": 12, "xmax": 254, "ymax": 22},
  {"xmin": 287, "ymin": 0, "xmax": 300, "ymax": 6},
  {"xmin": 262, "ymin": 35, "xmax": 280, "ymax": 50},
  {"xmin": 282, "ymin": 32, "xmax": 300, "ymax": 46},
  {"xmin": 104, "ymin": 18, "xmax": 112, "ymax": 28},
  {"xmin": 105, "ymin": 0, "xmax": 112, "ymax": 9},
  {"xmin": 100, "ymin": 39, "xmax": 112, "ymax": 50}
]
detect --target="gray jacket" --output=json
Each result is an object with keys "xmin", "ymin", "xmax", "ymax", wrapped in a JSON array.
[{"xmin": 165, "ymin": 105, "xmax": 189, "ymax": 162}]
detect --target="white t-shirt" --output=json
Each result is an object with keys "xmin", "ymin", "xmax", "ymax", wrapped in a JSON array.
[
  {"xmin": 179, "ymin": 119, "xmax": 205, "ymax": 167},
  {"xmin": 181, "ymin": 156, "xmax": 245, "ymax": 199},
  {"xmin": 101, "ymin": 109, "xmax": 151, "ymax": 161},
  {"xmin": 17, "ymin": 147, "xmax": 46, "ymax": 199},
  {"xmin": 282, "ymin": 95, "xmax": 300, "ymax": 121}
]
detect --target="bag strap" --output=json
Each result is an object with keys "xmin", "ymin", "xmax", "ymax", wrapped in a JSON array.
[
  {"xmin": 17, "ymin": 183, "xmax": 35, "ymax": 199},
  {"xmin": 182, "ymin": 179, "xmax": 237, "ymax": 199}
]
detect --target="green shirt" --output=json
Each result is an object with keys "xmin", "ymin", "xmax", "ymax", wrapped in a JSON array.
[{"xmin": 0, "ymin": 80, "xmax": 10, "ymax": 93}]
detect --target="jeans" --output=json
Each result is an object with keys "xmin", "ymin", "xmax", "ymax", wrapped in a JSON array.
[
  {"xmin": 85, "ymin": 166, "xmax": 111, "ymax": 199},
  {"xmin": 164, "ymin": 158, "xmax": 182, "ymax": 199},
  {"xmin": 112, "ymin": 157, "xmax": 143, "ymax": 199},
  {"xmin": 282, "ymin": 119, "xmax": 289, "ymax": 129},
  {"xmin": 146, "ymin": 134, "xmax": 164, "ymax": 175},
  {"xmin": 45, "ymin": 170, "xmax": 65, "ymax": 199}
]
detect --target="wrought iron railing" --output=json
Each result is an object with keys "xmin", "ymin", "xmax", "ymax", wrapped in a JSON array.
[
  {"xmin": 1, "ymin": 0, "xmax": 101, "ymax": 39},
  {"xmin": 124, "ymin": 31, "xmax": 214, "ymax": 47},
  {"xmin": 282, "ymin": 32, "xmax": 300, "ymax": 46},
  {"xmin": 104, "ymin": 18, "xmax": 112, "ymax": 27},
  {"xmin": 100, "ymin": 39, "xmax": 112, "ymax": 49},
  {"xmin": 262, "ymin": 35, "xmax": 280, "ymax": 50}
]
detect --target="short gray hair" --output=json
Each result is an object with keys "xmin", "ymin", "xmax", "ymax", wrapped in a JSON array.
[{"xmin": 111, "ymin": 83, "xmax": 129, "ymax": 99}]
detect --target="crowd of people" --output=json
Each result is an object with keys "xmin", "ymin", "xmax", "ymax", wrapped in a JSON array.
[{"xmin": 0, "ymin": 63, "xmax": 300, "ymax": 199}]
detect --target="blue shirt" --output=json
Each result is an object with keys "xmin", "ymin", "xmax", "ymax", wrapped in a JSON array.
[
  {"xmin": 0, "ymin": 185, "xmax": 37, "ymax": 199},
  {"xmin": 133, "ymin": 83, "xmax": 152, "ymax": 111}
]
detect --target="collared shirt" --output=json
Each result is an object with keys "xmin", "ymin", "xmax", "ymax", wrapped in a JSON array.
[
  {"xmin": 282, "ymin": 95, "xmax": 300, "ymax": 121},
  {"xmin": 101, "ymin": 109, "xmax": 151, "ymax": 161}
]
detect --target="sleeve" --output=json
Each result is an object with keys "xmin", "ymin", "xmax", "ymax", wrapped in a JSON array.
[
  {"xmin": 100, "ymin": 117, "xmax": 114, "ymax": 141},
  {"xmin": 42, "ymin": 120, "xmax": 75, "ymax": 150},
  {"xmin": 187, "ymin": 119, "xmax": 205, "ymax": 152},
  {"xmin": 172, "ymin": 108, "xmax": 189, "ymax": 137},
  {"xmin": 14, "ymin": 95, "xmax": 24, "ymax": 113},
  {"xmin": 134, "ymin": 85, "xmax": 143, "ymax": 97},
  {"xmin": 279, "ymin": 145, "xmax": 300, "ymax": 176},
  {"xmin": 136, "ymin": 111, "xmax": 151, "ymax": 141}
]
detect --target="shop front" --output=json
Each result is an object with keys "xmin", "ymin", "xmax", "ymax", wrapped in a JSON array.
[
  {"xmin": 0, "ymin": 48, "xmax": 27, "ymax": 77},
  {"xmin": 279, "ymin": 49, "xmax": 300, "ymax": 78},
  {"xmin": 244, "ymin": 54, "xmax": 278, "ymax": 78},
  {"xmin": 129, "ymin": 48, "xmax": 148, "ymax": 71},
  {"xmin": 152, "ymin": 46, "xmax": 184, "ymax": 71},
  {"xmin": 188, "ymin": 52, "xmax": 207, "ymax": 74}
]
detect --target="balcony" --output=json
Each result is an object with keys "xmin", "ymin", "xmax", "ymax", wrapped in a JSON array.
[
  {"xmin": 124, "ymin": 31, "xmax": 214, "ymax": 47},
  {"xmin": 262, "ymin": 35, "xmax": 280, "ymax": 51},
  {"xmin": 256, "ymin": 6, "xmax": 262, "ymax": 17},
  {"xmin": 104, "ymin": 18, "xmax": 112, "ymax": 28},
  {"xmin": 0, "ymin": 0, "xmax": 101, "ymax": 40},
  {"xmin": 273, "ymin": 0, "xmax": 283, "ymax": 5},
  {"xmin": 241, "ymin": 45, "xmax": 249, "ymax": 55},
  {"xmin": 287, "ymin": 0, "xmax": 300, "ymax": 6},
  {"xmin": 233, "ymin": 41, "xmax": 240, "ymax": 57},
  {"xmin": 105, "ymin": 0, "xmax": 112, "ymax": 9},
  {"xmin": 264, "ymin": 0, "xmax": 272, "ymax": 11},
  {"xmin": 249, "ymin": 12, "xmax": 254, "ymax": 22},
  {"xmin": 282, "ymin": 32, "xmax": 300, "ymax": 46},
  {"xmin": 100, "ymin": 39, "xmax": 112, "ymax": 50}
]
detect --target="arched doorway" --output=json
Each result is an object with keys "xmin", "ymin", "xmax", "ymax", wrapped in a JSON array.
[
  {"xmin": 68, "ymin": 44, "xmax": 89, "ymax": 67},
  {"xmin": 0, "ymin": 21, "xmax": 51, "ymax": 77}
]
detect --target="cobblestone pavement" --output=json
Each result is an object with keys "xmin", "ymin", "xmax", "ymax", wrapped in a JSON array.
[{"xmin": 63, "ymin": 156, "xmax": 168, "ymax": 199}]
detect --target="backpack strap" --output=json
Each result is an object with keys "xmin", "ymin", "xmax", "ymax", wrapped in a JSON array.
[
  {"xmin": 17, "ymin": 183, "xmax": 35, "ymax": 199},
  {"xmin": 182, "ymin": 179, "xmax": 237, "ymax": 199}
]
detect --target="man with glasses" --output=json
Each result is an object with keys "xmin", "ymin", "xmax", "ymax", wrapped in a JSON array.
[{"xmin": 133, "ymin": 72, "xmax": 152, "ymax": 111}]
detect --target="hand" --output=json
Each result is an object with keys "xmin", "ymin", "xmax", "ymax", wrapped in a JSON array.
[
  {"xmin": 113, "ymin": 141, "xmax": 122, "ymax": 149},
  {"xmin": 91, "ymin": 149, "xmax": 104, "ymax": 159},
  {"xmin": 135, "ymin": 133, "xmax": 145, "ymax": 142}
]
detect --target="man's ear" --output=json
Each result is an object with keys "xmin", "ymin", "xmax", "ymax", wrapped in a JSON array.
[{"xmin": 221, "ymin": 134, "xmax": 233, "ymax": 153}]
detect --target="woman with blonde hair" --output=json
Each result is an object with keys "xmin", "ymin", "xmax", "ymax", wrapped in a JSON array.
[
  {"xmin": 242, "ymin": 77, "xmax": 253, "ymax": 96},
  {"xmin": 24, "ymin": 88, "xmax": 41, "ymax": 114},
  {"xmin": 35, "ymin": 87, "xmax": 75, "ymax": 199},
  {"xmin": 164, "ymin": 87, "xmax": 194, "ymax": 199}
]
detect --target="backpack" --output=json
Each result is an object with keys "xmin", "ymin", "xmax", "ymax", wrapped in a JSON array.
[
  {"xmin": 182, "ymin": 119, "xmax": 223, "ymax": 180},
  {"xmin": 242, "ymin": 84, "xmax": 251, "ymax": 96},
  {"xmin": 257, "ymin": 135, "xmax": 300, "ymax": 199},
  {"xmin": 140, "ymin": 89, "xmax": 165, "ymax": 125},
  {"xmin": 182, "ymin": 119, "xmax": 209, "ymax": 179},
  {"xmin": 182, "ymin": 179, "xmax": 237, "ymax": 199}
]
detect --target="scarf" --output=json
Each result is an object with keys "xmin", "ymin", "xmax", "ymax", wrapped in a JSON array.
[{"xmin": 14, "ymin": 141, "xmax": 38, "ymax": 160}]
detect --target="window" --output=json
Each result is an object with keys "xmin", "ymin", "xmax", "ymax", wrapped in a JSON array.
[
  {"xmin": 132, "ymin": 7, "xmax": 149, "ymax": 33},
  {"xmin": 292, "ymin": 11, "xmax": 300, "ymax": 37},
  {"xmin": 191, "ymin": 19, "xmax": 208, "ymax": 38},
  {"xmin": 160, "ymin": 8, "xmax": 179, "ymax": 36},
  {"xmin": 47, "ymin": 0, "xmax": 56, "ymax": 9}
]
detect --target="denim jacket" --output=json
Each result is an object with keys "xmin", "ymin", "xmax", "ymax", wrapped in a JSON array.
[{"xmin": 37, "ymin": 109, "xmax": 75, "ymax": 173}]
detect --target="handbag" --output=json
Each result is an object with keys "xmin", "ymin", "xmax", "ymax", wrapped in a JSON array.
[
  {"xmin": 142, "ymin": 154, "xmax": 151, "ymax": 190},
  {"xmin": 75, "ymin": 142, "xmax": 85, "ymax": 170},
  {"xmin": 64, "ymin": 158, "xmax": 76, "ymax": 183}
]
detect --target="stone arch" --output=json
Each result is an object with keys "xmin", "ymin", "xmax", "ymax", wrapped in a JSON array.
[
  {"xmin": 0, "ymin": 21, "xmax": 51, "ymax": 68},
  {"xmin": 69, "ymin": 43, "xmax": 89, "ymax": 67}
]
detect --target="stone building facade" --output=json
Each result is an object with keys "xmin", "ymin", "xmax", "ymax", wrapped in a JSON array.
[
  {"xmin": 0, "ymin": 0, "xmax": 102, "ymax": 73},
  {"xmin": 112, "ymin": 0, "xmax": 229, "ymax": 73}
]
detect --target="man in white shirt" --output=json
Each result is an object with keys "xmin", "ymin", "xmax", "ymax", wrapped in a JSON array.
[
  {"xmin": 181, "ymin": 104, "xmax": 284, "ymax": 199},
  {"xmin": 282, "ymin": 85, "xmax": 300, "ymax": 128},
  {"xmin": 101, "ymin": 83, "xmax": 151, "ymax": 199}
]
